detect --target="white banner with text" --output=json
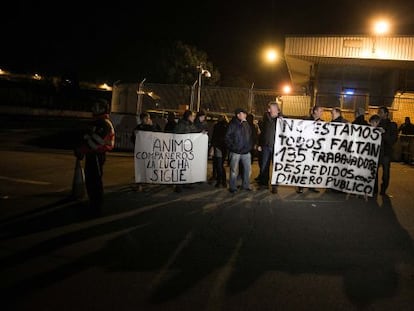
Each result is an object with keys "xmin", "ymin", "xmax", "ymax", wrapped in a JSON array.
[
  {"xmin": 134, "ymin": 131, "xmax": 208, "ymax": 184},
  {"xmin": 271, "ymin": 118, "xmax": 382, "ymax": 196}
]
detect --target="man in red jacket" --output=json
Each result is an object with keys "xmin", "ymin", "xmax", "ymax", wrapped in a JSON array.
[{"xmin": 75, "ymin": 99, "xmax": 115, "ymax": 214}]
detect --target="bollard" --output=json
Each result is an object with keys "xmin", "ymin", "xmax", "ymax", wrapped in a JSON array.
[{"xmin": 71, "ymin": 158, "xmax": 86, "ymax": 199}]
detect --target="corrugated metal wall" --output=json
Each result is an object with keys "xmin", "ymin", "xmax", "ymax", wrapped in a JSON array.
[
  {"xmin": 285, "ymin": 36, "xmax": 414, "ymax": 61},
  {"xmin": 110, "ymin": 82, "xmax": 414, "ymax": 151}
]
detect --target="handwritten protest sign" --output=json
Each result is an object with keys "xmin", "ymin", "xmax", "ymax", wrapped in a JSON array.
[
  {"xmin": 271, "ymin": 118, "xmax": 382, "ymax": 196},
  {"xmin": 134, "ymin": 131, "xmax": 208, "ymax": 184}
]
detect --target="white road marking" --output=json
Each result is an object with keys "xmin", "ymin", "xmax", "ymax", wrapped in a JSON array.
[
  {"xmin": 151, "ymin": 231, "xmax": 194, "ymax": 289},
  {"xmin": 1, "ymin": 198, "xmax": 182, "ymax": 246},
  {"xmin": 207, "ymin": 238, "xmax": 243, "ymax": 311},
  {"xmin": 0, "ymin": 176, "xmax": 51, "ymax": 185}
]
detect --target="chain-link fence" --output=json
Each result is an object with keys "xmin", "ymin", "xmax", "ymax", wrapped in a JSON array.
[{"xmin": 3, "ymin": 77, "xmax": 414, "ymax": 159}]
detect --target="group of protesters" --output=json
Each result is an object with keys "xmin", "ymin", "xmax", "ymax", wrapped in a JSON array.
[
  {"xmin": 130, "ymin": 101, "xmax": 401, "ymax": 197},
  {"xmin": 72, "ymin": 96, "xmax": 406, "ymax": 217}
]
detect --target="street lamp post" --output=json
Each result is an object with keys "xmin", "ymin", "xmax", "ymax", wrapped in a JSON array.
[
  {"xmin": 248, "ymin": 82, "xmax": 255, "ymax": 113},
  {"xmin": 196, "ymin": 63, "xmax": 211, "ymax": 112},
  {"xmin": 190, "ymin": 80, "xmax": 198, "ymax": 111},
  {"xmin": 136, "ymin": 78, "xmax": 146, "ymax": 116}
]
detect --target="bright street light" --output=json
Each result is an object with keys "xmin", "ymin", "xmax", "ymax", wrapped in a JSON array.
[
  {"xmin": 263, "ymin": 48, "xmax": 279, "ymax": 64},
  {"xmin": 196, "ymin": 63, "xmax": 211, "ymax": 112},
  {"xmin": 371, "ymin": 19, "xmax": 391, "ymax": 53},
  {"xmin": 282, "ymin": 84, "xmax": 292, "ymax": 94},
  {"xmin": 373, "ymin": 19, "xmax": 390, "ymax": 35},
  {"xmin": 99, "ymin": 83, "xmax": 112, "ymax": 91}
]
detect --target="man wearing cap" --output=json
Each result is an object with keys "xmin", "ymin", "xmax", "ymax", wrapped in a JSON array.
[
  {"xmin": 225, "ymin": 108, "xmax": 253, "ymax": 193},
  {"xmin": 75, "ymin": 99, "xmax": 115, "ymax": 214}
]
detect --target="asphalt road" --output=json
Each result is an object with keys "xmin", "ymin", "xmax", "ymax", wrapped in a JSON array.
[{"xmin": 1, "ymin": 117, "xmax": 414, "ymax": 311}]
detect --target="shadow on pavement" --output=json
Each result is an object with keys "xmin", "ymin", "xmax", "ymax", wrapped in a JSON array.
[{"xmin": 1, "ymin": 187, "xmax": 414, "ymax": 309}]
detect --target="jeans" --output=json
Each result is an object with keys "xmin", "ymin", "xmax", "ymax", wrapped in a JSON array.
[
  {"xmin": 229, "ymin": 152, "xmax": 251, "ymax": 191},
  {"xmin": 259, "ymin": 145, "xmax": 274, "ymax": 185}
]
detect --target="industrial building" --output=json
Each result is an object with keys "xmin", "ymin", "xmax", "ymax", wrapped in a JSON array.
[{"xmin": 284, "ymin": 35, "xmax": 414, "ymax": 124}]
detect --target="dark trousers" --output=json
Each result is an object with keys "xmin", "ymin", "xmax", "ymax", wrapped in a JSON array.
[
  {"xmin": 211, "ymin": 158, "xmax": 217, "ymax": 180},
  {"xmin": 257, "ymin": 150, "xmax": 263, "ymax": 172},
  {"xmin": 400, "ymin": 138, "xmax": 411, "ymax": 163},
  {"xmin": 85, "ymin": 153, "xmax": 105, "ymax": 211},
  {"xmin": 259, "ymin": 145, "xmax": 274, "ymax": 185},
  {"xmin": 215, "ymin": 156, "xmax": 227, "ymax": 185},
  {"xmin": 374, "ymin": 155, "xmax": 391, "ymax": 194}
]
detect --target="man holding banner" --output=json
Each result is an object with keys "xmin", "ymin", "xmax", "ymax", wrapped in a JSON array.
[
  {"xmin": 133, "ymin": 110, "xmax": 208, "ymax": 193},
  {"xmin": 257, "ymin": 101, "xmax": 281, "ymax": 194},
  {"xmin": 131, "ymin": 112, "xmax": 161, "ymax": 192},
  {"xmin": 296, "ymin": 105, "xmax": 324, "ymax": 194},
  {"xmin": 173, "ymin": 110, "xmax": 205, "ymax": 193},
  {"xmin": 272, "ymin": 117, "xmax": 383, "ymax": 197}
]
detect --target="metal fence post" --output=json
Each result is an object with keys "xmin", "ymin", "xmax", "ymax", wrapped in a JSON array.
[
  {"xmin": 190, "ymin": 80, "xmax": 197, "ymax": 111},
  {"xmin": 136, "ymin": 78, "xmax": 146, "ymax": 115},
  {"xmin": 248, "ymin": 82, "xmax": 254, "ymax": 112}
]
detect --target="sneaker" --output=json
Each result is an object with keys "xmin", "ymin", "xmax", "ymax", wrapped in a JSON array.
[
  {"xmin": 271, "ymin": 186, "xmax": 278, "ymax": 194},
  {"xmin": 308, "ymin": 188, "xmax": 320, "ymax": 193},
  {"xmin": 243, "ymin": 187, "xmax": 253, "ymax": 191},
  {"xmin": 296, "ymin": 187, "xmax": 303, "ymax": 193},
  {"xmin": 229, "ymin": 188, "xmax": 238, "ymax": 193}
]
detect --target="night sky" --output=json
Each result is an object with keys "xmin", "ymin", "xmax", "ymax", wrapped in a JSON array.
[{"xmin": 3, "ymin": 0, "xmax": 414, "ymax": 88}]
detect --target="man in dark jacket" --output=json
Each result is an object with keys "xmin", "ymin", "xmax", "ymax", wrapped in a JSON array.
[
  {"xmin": 257, "ymin": 101, "xmax": 280, "ymax": 193},
  {"xmin": 331, "ymin": 107, "xmax": 349, "ymax": 123},
  {"xmin": 376, "ymin": 106, "xmax": 398, "ymax": 195},
  {"xmin": 225, "ymin": 108, "xmax": 253, "ymax": 193},
  {"xmin": 352, "ymin": 107, "xmax": 369, "ymax": 126},
  {"xmin": 211, "ymin": 114, "xmax": 229, "ymax": 188},
  {"xmin": 164, "ymin": 111, "xmax": 177, "ymax": 133},
  {"xmin": 175, "ymin": 110, "xmax": 200, "ymax": 134},
  {"xmin": 398, "ymin": 116, "xmax": 414, "ymax": 164},
  {"xmin": 195, "ymin": 109, "xmax": 209, "ymax": 133},
  {"xmin": 131, "ymin": 112, "xmax": 160, "ymax": 192},
  {"xmin": 131, "ymin": 112, "xmax": 161, "ymax": 144},
  {"xmin": 174, "ymin": 110, "xmax": 201, "ymax": 192}
]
